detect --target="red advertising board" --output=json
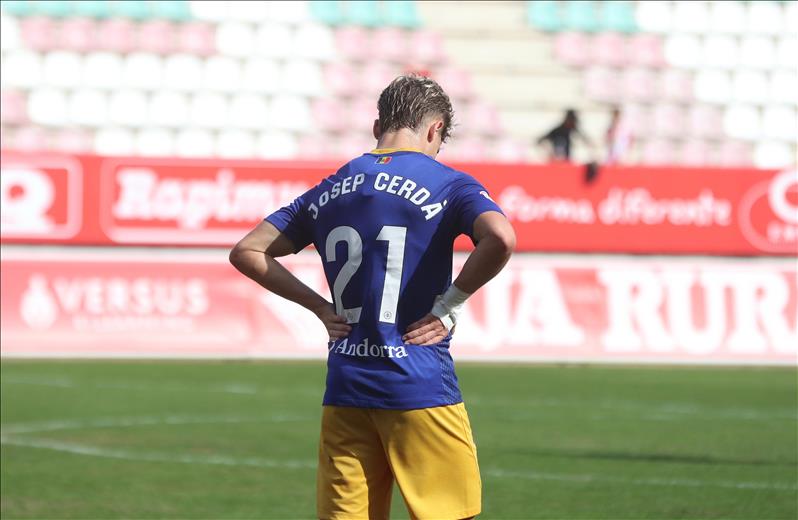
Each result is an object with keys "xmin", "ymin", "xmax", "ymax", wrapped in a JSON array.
[
  {"xmin": 2, "ymin": 249, "xmax": 795, "ymax": 364},
  {"xmin": 1, "ymin": 151, "xmax": 796, "ymax": 255}
]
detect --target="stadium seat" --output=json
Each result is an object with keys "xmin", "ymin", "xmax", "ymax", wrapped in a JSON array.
[
  {"xmin": 1, "ymin": 14, "xmax": 20, "ymax": 51},
  {"xmin": 310, "ymin": 0, "xmax": 344, "ymax": 25},
  {"xmin": 723, "ymin": 104, "xmax": 761, "ymax": 141},
  {"xmin": 694, "ymin": 70, "xmax": 732, "ymax": 104},
  {"xmin": 217, "ymin": 21, "xmax": 257, "ymax": 57},
  {"xmin": 344, "ymin": 0, "xmax": 381, "ymax": 27},
  {"xmin": 68, "ymin": 89, "xmax": 108, "ymax": 126},
  {"xmin": 702, "ymin": 35, "xmax": 739, "ymax": 69},
  {"xmin": 163, "ymin": 54, "xmax": 203, "ymax": 90},
  {"xmin": 1, "ymin": 0, "xmax": 35, "ymax": 17},
  {"xmin": 553, "ymin": 32, "xmax": 590, "ymax": 67},
  {"xmin": 492, "ymin": 138, "xmax": 528, "ymax": 163},
  {"xmin": 13, "ymin": 126, "xmax": 49, "ymax": 151},
  {"xmin": 652, "ymin": 104, "xmax": 685, "ymax": 138},
  {"xmin": 787, "ymin": 1, "xmax": 798, "ymax": 33},
  {"xmin": 687, "ymin": 105, "xmax": 723, "ymax": 139},
  {"xmin": 635, "ymin": 0, "xmax": 671, "ymax": 33},
  {"xmin": 217, "ymin": 129, "xmax": 256, "ymax": 158},
  {"xmin": 732, "ymin": 71, "xmax": 769, "ymax": 104},
  {"xmin": 94, "ymin": 127, "xmax": 135, "ymax": 154},
  {"xmin": 663, "ymin": 34, "xmax": 701, "ymax": 69},
  {"xmin": 256, "ymin": 22, "xmax": 293, "ymax": 58},
  {"xmin": 177, "ymin": 22, "xmax": 215, "ymax": 56},
  {"xmin": 627, "ymin": 34, "xmax": 665, "ymax": 67},
  {"xmin": 282, "ymin": 60, "xmax": 324, "ymax": 96},
  {"xmin": 335, "ymin": 26, "xmax": 371, "ymax": 62},
  {"xmin": 266, "ymin": 1, "xmax": 310, "ymax": 24},
  {"xmin": 747, "ymin": 1, "xmax": 783, "ymax": 34},
  {"xmin": 270, "ymin": 95, "xmax": 312, "ymax": 131},
  {"xmin": 762, "ymin": 106, "xmax": 796, "ymax": 141},
  {"xmin": 297, "ymin": 133, "xmax": 338, "ymax": 159},
  {"xmin": 409, "ymin": 30, "xmax": 447, "ymax": 64},
  {"xmin": 324, "ymin": 61, "xmax": 358, "ymax": 97},
  {"xmin": 42, "ymin": 51, "xmax": 82, "ymax": 88},
  {"xmin": 135, "ymin": 128, "xmax": 175, "ymax": 156},
  {"xmin": 97, "ymin": 19, "xmax": 137, "ymax": 53},
  {"xmin": 621, "ymin": 68, "xmax": 656, "ymax": 102},
  {"xmin": 73, "ymin": 1, "xmax": 111, "ymax": 19},
  {"xmin": 753, "ymin": 141, "xmax": 792, "ymax": 168},
  {"xmin": 680, "ymin": 140, "xmax": 711, "ymax": 166},
  {"xmin": 710, "ymin": 1, "xmax": 745, "ymax": 34},
  {"xmin": 294, "ymin": 23, "xmax": 335, "ymax": 61},
  {"xmin": 672, "ymin": 1, "xmax": 709, "ymax": 33},
  {"xmin": 53, "ymin": 129, "xmax": 92, "ymax": 153},
  {"xmin": 337, "ymin": 132, "xmax": 373, "ymax": 159},
  {"xmin": 619, "ymin": 104, "xmax": 651, "ymax": 137},
  {"xmin": 360, "ymin": 61, "xmax": 398, "ymax": 97},
  {"xmin": 348, "ymin": 97, "xmax": 377, "ymax": 126},
  {"xmin": 226, "ymin": 1, "xmax": 270, "ymax": 21},
  {"xmin": 229, "ymin": 93, "xmax": 270, "ymax": 129},
  {"xmin": 138, "ymin": 20, "xmax": 176, "ymax": 55},
  {"xmin": 584, "ymin": 66, "xmax": 619, "ymax": 103},
  {"xmin": 527, "ymin": 0, "xmax": 563, "ymax": 32},
  {"xmin": 564, "ymin": 1, "xmax": 599, "ymax": 33},
  {"xmin": 770, "ymin": 71, "xmax": 797, "ymax": 105},
  {"xmin": 190, "ymin": 92, "xmax": 229, "ymax": 128},
  {"xmin": 371, "ymin": 27, "xmax": 409, "ymax": 64},
  {"xmin": 108, "ymin": 90, "xmax": 149, "ymax": 127},
  {"xmin": 601, "ymin": 1, "xmax": 637, "ymax": 33},
  {"xmin": 641, "ymin": 139, "xmax": 674, "ymax": 165},
  {"xmin": 175, "ymin": 128, "xmax": 215, "ymax": 157},
  {"xmin": 0, "ymin": 90, "xmax": 26, "ymax": 124},
  {"xmin": 203, "ymin": 56, "xmax": 242, "ymax": 92},
  {"xmin": 28, "ymin": 88, "xmax": 68, "ymax": 126},
  {"xmin": 382, "ymin": 1, "xmax": 420, "ymax": 28},
  {"xmin": 717, "ymin": 140, "xmax": 752, "ymax": 167},
  {"xmin": 464, "ymin": 101, "xmax": 502, "ymax": 137},
  {"xmin": 776, "ymin": 37, "xmax": 796, "ymax": 70},
  {"xmin": 189, "ymin": 0, "xmax": 228, "ymax": 22},
  {"xmin": 148, "ymin": 91, "xmax": 189, "ymax": 127},
  {"xmin": 434, "ymin": 67, "xmax": 474, "ymax": 101},
  {"xmin": 312, "ymin": 98, "xmax": 347, "ymax": 133},
  {"xmin": 241, "ymin": 57, "xmax": 280, "ymax": 93},
  {"xmin": 112, "ymin": 0, "xmax": 151, "ymax": 20},
  {"xmin": 20, "ymin": 17, "xmax": 57, "ymax": 51},
  {"xmin": 151, "ymin": 1, "xmax": 192, "ymax": 22},
  {"xmin": 258, "ymin": 131, "xmax": 300, "ymax": 159},
  {"xmin": 1, "ymin": 51, "xmax": 43, "ymax": 88},
  {"xmin": 123, "ymin": 53, "xmax": 163, "ymax": 90},
  {"xmin": 740, "ymin": 37, "xmax": 776, "ymax": 69},
  {"xmin": 448, "ymin": 136, "xmax": 488, "ymax": 162},
  {"xmin": 593, "ymin": 32, "xmax": 628, "ymax": 67},
  {"xmin": 83, "ymin": 52, "xmax": 125, "ymax": 89},
  {"xmin": 37, "ymin": 0, "xmax": 72, "ymax": 18},
  {"xmin": 59, "ymin": 18, "xmax": 96, "ymax": 52},
  {"xmin": 658, "ymin": 69, "xmax": 692, "ymax": 102}
]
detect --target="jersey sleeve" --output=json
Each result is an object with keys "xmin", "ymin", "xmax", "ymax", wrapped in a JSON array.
[
  {"xmin": 450, "ymin": 175, "xmax": 505, "ymax": 241},
  {"xmin": 264, "ymin": 190, "xmax": 314, "ymax": 253}
]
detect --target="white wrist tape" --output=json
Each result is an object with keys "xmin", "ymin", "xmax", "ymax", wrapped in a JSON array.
[{"xmin": 430, "ymin": 284, "xmax": 471, "ymax": 332}]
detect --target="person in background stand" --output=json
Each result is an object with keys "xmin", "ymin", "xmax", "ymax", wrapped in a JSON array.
[
  {"xmin": 605, "ymin": 107, "xmax": 634, "ymax": 165},
  {"xmin": 537, "ymin": 108, "xmax": 592, "ymax": 161}
]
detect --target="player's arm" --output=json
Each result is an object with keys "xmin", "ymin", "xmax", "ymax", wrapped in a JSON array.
[
  {"xmin": 403, "ymin": 211, "xmax": 515, "ymax": 345},
  {"xmin": 229, "ymin": 221, "xmax": 351, "ymax": 340}
]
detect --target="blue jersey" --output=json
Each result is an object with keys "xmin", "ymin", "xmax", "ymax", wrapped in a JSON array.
[{"xmin": 266, "ymin": 149, "xmax": 503, "ymax": 409}]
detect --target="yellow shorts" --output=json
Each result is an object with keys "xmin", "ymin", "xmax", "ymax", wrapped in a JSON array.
[{"xmin": 317, "ymin": 403, "xmax": 482, "ymax": 520}]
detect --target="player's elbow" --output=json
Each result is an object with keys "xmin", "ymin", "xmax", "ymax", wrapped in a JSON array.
[
  {"xmin": 494, "ymin": 225, "xmax": 516, "ymax": 259},
  {"xmin": 229, "ymin": 242, "xmax": 255, "ymax": 272}
]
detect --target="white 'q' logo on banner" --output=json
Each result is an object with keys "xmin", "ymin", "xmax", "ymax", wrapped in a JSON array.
[
  {"xmin": 768, "ymin": 170, "xmax": 798, "ymax": 225},
  {"xmin": 20, "ymin": 275, "xmax": 59, "ymax": 330}
]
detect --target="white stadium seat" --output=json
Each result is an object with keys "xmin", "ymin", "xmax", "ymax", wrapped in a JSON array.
[
  {"xmin": 732, "ymin": 71, "xmax": 769, "ymax": 104},
  {"xmin": 216, "ymin": 22, "xmax": 256, "ymax": 57},
  {"xmin": 673, "ymin": 1, "xmax": 710, "ymax": 33},
  {"xmin": 217, "ymin": 129, "xmax": 256, "ymax": 158},
  {"xmin": 43, "ymin": 51, "xmax": 82, "ymax": 88},
  {"xmin": 723, "ymin": 105, "xmax": 761, "ymax": 141},
  {"xmin": 777, "ymin": 37, "xmax": 797, "ymax": 70},
  {"xmin": 227, "ymin": 0, "xmax": 270, "ymax": 20},
  {"xmin": 94, "ymin": 127, "xmax": 135, "ymax": 155},
  {"xmin": 190, "ymin": 92, "xmax": 229, "ymax": 128},
  {"xmin": 241, "ymin": 58, "xmax": 280, "ymax": 93},
  {"xmin": 258, "ymin": 131, "xmax": 299, "ymax": 159},
  {"xmin": 635, "ymin": 1, "xmax": 672, "ymax": 34},
  {"xmin": 123, "ymin": 53, "xmax": 164, "ymax": 91},
  {"xmin": 747, "ymin": 1, "xmax": 783, "ymax": 35},
  {"xmin": 28, "ymin": 88, "xmax": 68, "ymax": 126},
  {"xmin": 163, "ymin": 54, "xmax": 204, "ymax": 91},
  {"xmin": 108, "ymin": 90, "xmax": 149, "ymax": 127},
  {"xmin": 82, "ymin": 52, "xmax": 124, "ymax": 89},
  {"xmin": 68, "ymin": 89, "xmax": 108, "ymax": 127},
  {"xmin": 203, "ymin": 56, "xmax": 242, "ymax": 92},
  {"xmin": 701, "ymin": 36, "xmax": 738, "ymax": 69},
  {"xmin": 264, "ymin": 1, "xmax": 310, "ymax": 24},
  {"xmin": 1, "ymin": 14, "xmax": 20, "ymax": 51},
  {"xmin": 664, "ymin": 35, "xmax": 701, "ymax": 69},
  {"xmin": 753, "ymin": 141, "xmax": 793, "ymax": 169},
  {"xmin": 189, "ymin": 1, "xmax": 228, "ymax": 22},
  {"xmin": 175, "ymin": 128, "xmax": 215, "ymax": 157},
  {"xmin": 787, "ymin": 1, "xmax": 798, "ymax": 32},
  {"xmin": 770, "ymin": 71, "xmax": 798, "ymax": 105},
  {"xmin": 230, "ymin": 93, "xmax": 270, "ymax": 129},
  {"xmin": 762, "ymin": 106, "xmax": 797, "ymax": 141},
  {"xmin": 281, "ymin": 60, "xmax": 323, "ymax": 96},
  {"xmin": 269, "ymin": 94, "xmax": 311, "ymax": 131},
  {"xmin": 739, "ymin": 37, "xmax": 776, "ymax": 70},
  {"xmin": 293, "ymin": 23, "xmax": 334, "ymax": 61},
  {"xmin": 709, "ymin": 1, "xmax": 745, "ymax": 34},
  {"xmin": 148, "ymin": 91, "xmax": 190, "ymax": 127},
  {"xmin": 2, "ymin": 51, "xmax": 43, "ymax": 89},
  {"xmin": 694, "ymin": 70, "xmax": 732, "ymax": 104},
  {"xmin": 136, "ymin": 128, "xmax": 175, "ymax": 156},
  {"xmin": 256, "ymin": 22, "xmax": 293, "ymax": 58}
]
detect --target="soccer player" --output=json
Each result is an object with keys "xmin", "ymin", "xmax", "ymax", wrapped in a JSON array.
[{"xmin": 230, "ymin": 75, "xmax": 515, "ymax": 519}]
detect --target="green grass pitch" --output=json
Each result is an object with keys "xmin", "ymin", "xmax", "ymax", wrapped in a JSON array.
[{"xmin": 1, "ymin": 361, "xmax": 796, "ymax": 519}]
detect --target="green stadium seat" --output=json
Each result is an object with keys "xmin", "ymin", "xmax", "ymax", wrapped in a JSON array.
[
  {"xmin": 382, "ymin": 0, "xmax": 420, "ymax": 28},
  {"xmin": 151, "ymin": 0, "xmax": 191, "ymax": 21},
  {"xmin": 310, "ymin": 0, "xmax": 344, "ymax": 25},
  {"xmin": 2, "ymin": 0, "xmax": 36, "ymax": 16},
  {"xmin": 345, "ymin": 0, "xmax": 381, "ymax": 27},
  {"xmin": 37, "ymin": 0, "xmax": 73, "ymax": 17},
  {"xmin": 527, "ymin": 1, "xmax": 563, "ymax": 32},
  {"xmin": 564, "ymin": 1, "xmax": 599, "ymax": 32},
  {"xmin": 602, "ymin": 1, "xmax": 638, "ymax": 33},
  {"xmin": 73, "ymin": 0, "xmax": 112, "ymax": 18},
  {"xmin": 111, "ymin": 0, "xmax": 150, "ymax": 20}
]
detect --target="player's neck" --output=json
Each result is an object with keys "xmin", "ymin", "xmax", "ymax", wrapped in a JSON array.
[{"xmin": 375, "ymin": 130, "xmax": 427, "ymax": 156}]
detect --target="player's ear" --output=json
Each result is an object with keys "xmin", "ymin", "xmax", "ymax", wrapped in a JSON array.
[
  {"xmin": 373, "ymin": 119, "xmax": 381, "ymax": 140},
  {"xmin": 426, "ymin": 120, "xmax": 443, "ymax": 143}
]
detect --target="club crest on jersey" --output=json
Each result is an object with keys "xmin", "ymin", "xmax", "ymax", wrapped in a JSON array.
[{"xmin": 376, "ymin": 156, "xmax": 392, "ymax": 165}]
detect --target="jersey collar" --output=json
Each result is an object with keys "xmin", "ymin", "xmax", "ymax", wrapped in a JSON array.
[{"xmin": 369, "ymin": 148, "xmax": 424, "ymax": 154}]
